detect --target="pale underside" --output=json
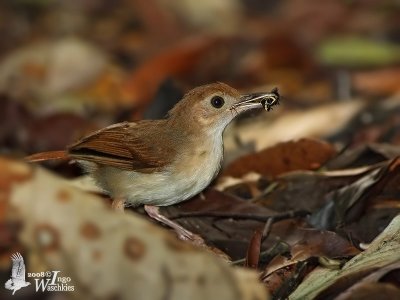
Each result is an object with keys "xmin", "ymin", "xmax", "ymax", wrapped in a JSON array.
[
  {"xmin": 72, "ymin": 122, "xmax": 224, "ymax": 206},
  {"xmin": 78, "ymin": 134, "xmax": 223, "ymax": 206}
]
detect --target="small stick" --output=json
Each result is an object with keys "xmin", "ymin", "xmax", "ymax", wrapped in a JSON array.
[
  {"xmin": 170, "ymin": 210, "xmax": 310, "ymax": 222},
  {"xmin": 261, "ymin": 217, "xmax": 274, "ymax": 243}
]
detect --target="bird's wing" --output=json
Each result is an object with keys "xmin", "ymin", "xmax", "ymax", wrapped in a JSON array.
[
  {"xmin": 67, "ymin": 121, "xmax": 173, "ymax": 172},
  {"xmin": 10, "ymin": 253, "xmax": 26, "ymax": 281}
]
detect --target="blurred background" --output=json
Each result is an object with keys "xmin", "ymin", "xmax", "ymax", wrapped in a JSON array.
[
  {"xmin": 0, "ymin": 0, "xmax": 399, "ymax": 168},
  {"xmin": 1, "ymin": 1, "xmax": 400, "ymax": 299}
]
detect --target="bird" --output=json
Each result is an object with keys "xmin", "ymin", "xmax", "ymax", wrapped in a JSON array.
[
  {"xmin": 26, "ymin": 83, "xmax": 280, "ymax": 241},
  {"xmin": 5, "ymin": 252, "xmax": 31, "ymax": 295}
]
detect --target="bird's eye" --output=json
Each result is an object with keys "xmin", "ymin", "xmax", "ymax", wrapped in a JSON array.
[{"xmin": 211, "ymin": 96, "xmax": 225, "ymax": 108}]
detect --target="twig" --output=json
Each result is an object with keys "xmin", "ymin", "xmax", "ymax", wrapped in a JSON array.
[
  {"xmin": 170, "ymin": 210, "xmax": 310, "ymax": 222},
  {"xmin": 261, "ymin": 217, "xmax": 274, "ymax": 243}
]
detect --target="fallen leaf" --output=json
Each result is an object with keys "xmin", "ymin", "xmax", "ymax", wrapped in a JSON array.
[
  {"xmin": 335, "ymin": 282, "xmax": 400, "ymax": 300},
  {"xmin": 245, "ymin": 228, "xmax": 263, "ymax": 269},
  {"xmin": 309, "ymin": 158, "xmax": 400, "ymax": 231},
  {"xmin": 289, "ymin": 214, "xmax": 400, "ymax": 299},
  {"xmin": 263, "ymin": 228, "xmax": 359, "ymax": 278},
  {"xmin": 223, "ymin": 138, "xmax": 337, "ymax": 178},
  {"xmin": 335, "ymin": 262, "xmax": 400, "ymax": 300},
  {"xmin": 162, "ymin": 189, "xmax": 277, "ymax": 260},
  {"xmin": 253, "ymin": 167, "xmax": 371, "ymax": 212},
  {"xmin": 230, "ymin": 100, "xmax": 364, "ymax": 152},
  {"xmin": 326, "ymin": 143, "xmax": 400, "ymax": 170},
  {"xmin": 353, "ymin": 67, "xmax": 400, "ymax": 95}
]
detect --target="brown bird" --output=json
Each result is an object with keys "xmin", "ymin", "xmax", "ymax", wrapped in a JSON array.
[{"xmin": 26, "ymin": 83, "xmax": 280, "ymax": 241}]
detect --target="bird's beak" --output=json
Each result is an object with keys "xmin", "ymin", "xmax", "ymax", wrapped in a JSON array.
[{"xmin": 231, "ymin": 88, "xmax": 280, "ymax": 112}]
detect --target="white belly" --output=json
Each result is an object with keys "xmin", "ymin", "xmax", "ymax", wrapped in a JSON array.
[{"xmin": 90, "ymin": 138, "xmax": 223, "ymax": 206}]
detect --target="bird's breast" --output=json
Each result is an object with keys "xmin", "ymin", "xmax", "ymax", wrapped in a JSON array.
[
  {"xmin": 91, "ymin": 136, "xmax": 224, "ymax": 206},
  {"xmin": 169, "ymin": 136, "xmax": 224, "ymax": 196}
]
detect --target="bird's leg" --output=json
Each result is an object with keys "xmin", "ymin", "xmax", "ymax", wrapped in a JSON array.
[
  {"xmin": 111, "ymin": 197, "xmax": 125, "ymax": 212},
  {"xmin": 144, "ymin": 205, "xmax": 205, "ymax": 245}
]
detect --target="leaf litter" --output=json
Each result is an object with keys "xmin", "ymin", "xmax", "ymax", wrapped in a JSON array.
[{"xmin": 0, "ymin": 0, "xmax": 400, "ymax": 299}]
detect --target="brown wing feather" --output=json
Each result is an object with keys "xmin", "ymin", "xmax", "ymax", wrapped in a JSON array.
[
  {"xmin": 25, "ymin": 150, "xmax": 68, "ymax": 162},
  {"xmin": 67, "ymin": 121, "xmax": 172, "ymax": 172}
]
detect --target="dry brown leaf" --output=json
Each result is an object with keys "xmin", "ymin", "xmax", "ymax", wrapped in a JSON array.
[
  {"xmin": 336, "ymin": 283, "xmax": 400, "ymax": 300},
  {"xmin": 245, "ymin": 228, "xmax": 263, "ymax": 269},
  {"xmin": 223, "ymin": 138, "xmax": 337, "ymax": 178},
  {"xmin": 353, "ymin": 67, "xmax": 400, "ymax": 95},
  {"xmin": 335, "ymin": 262, "xmax": 400, "ymax": 300},
  {"xmin": 264, "ymin": 228, "xmax": 360, "ymax": 278}
]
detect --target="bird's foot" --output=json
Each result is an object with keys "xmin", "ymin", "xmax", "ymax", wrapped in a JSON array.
[
  {"xmin": 144, "ymin": 205, "xmax": 206, "ymax": 246},
  {"xmin": 175, "ymin": 226, "xmax": 206, "ymax": 246}
]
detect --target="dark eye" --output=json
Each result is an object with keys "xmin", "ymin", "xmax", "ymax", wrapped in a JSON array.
[{"xmin": 211, "ymin": 96, "xmax": 225, "ymax": 108}]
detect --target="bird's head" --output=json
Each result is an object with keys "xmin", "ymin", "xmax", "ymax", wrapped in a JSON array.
[{"xmin": 168, "ymin": 82, "xmax": 279, "ymax": 135}]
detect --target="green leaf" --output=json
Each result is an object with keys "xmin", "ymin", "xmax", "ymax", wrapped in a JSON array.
[{"xmin": 317, "ymin": 37, "xmax": 400, "ymax": 67}]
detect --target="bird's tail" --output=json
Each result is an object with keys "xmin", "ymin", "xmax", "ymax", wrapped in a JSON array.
[{"xmin": 25, "ymin": 150, "xmax": 69, "ymax": 162}]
